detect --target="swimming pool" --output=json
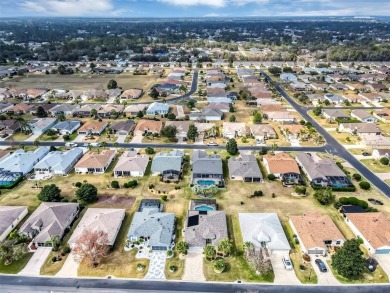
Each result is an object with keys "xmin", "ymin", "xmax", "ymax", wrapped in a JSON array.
[
  {"xmin": 194, "ymin": 205, "xmax": 215, "ymax": 211},
  {"xmin": 197, "ymin": 180, "xmax": 216, "ymax": 186}
]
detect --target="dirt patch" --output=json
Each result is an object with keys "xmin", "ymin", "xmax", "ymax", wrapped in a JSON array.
[{"xmin": 96, "ymin": 195, "xmax": 136, "ymax": 207}]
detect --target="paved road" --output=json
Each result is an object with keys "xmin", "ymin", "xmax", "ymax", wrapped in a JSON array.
[
  {"xmin": 1, "ymin": 275, "xmax": 389, "ymax": 293},
  {"xmin": 261, "ymin": 70, "xmax": 390, "ymax": 198}
]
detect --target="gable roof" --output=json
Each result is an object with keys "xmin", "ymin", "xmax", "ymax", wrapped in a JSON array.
[
  {"xmin": 68, "ymin": 208, "xmax": 125, "ymax": 246},
  {"xmin": 114, "ymin": 151, "xmax": 149, "ymax": 173},
  {"xmin": 33, "ymin": 148, "xmax": 83, "ymax": 173},
  {"xmin": 75, "ymin": 150, "xmax": 116, "ymax": 169},
  {"xmin": 295, "ymin": 153, "xmax": 346, "ymax": 180},
  {"xmin": 184, "ymin": 210, "xmax": 228, "ymax": 247},
  {"xmin": 0, "ymin": 206, "xmax": 28, "ymax": 237},
  {"xmin": 151, "ymin": 150, "xmax": 183, "ymax": 173},
  {"xmin": 191, "ymin": 150, "xmax": 223, "ymax": 175},
  {"xmin": 77, "ymin": 121, "xmax": 107, "ymax": 132},
  {"xmin": 290, "ymin": 212, "xmax": 345, "ymax": 249},
  {"xmin": 134, "ymin": 119, "xmax": 163, "ymax": 133},
  {"xmin": 228, "ymin": 155, "xmax": 262, "ymax": 179},
  {"xmin": 263, "ymin": 153, "xmax": 300, "ymax": 174},
  {"xmin": 239, "ymin": 213, "xmax": 290, "ymax": 251},
  {"xmin": 346, "ymin": 212, "xmax": 390, "ymax": 250}
]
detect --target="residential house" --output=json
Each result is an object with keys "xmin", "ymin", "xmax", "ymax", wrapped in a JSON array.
[
  {"xmin": 279, "ymin": 124, "xmax": 306, "ymax": 142},
  {"xmin": 68, "ymin": 208, "xmax": 125, "ymax": 249},
  {"xmin": 97, "ymin": 104, "xmax": 124, "ymax": 118},
  {"xmin": 250, "ymin": 124, "xmax": 276, "ymax": 144},
  {"xmin": 114, "ymin": 151, "xmax": 149, "ymax": 177},
  {"xmin": 345, "ymin": 212, "xmax": 390, "ymax": 255},
  {"xmin": 263, "ymin": 153, "xmax": 301, "ymax": 184},
  {"xmin": 228, "ymin": 155, "xmax": 263, "ymax": 183},
  {"xmin": 51, "ymin": 120, "xmax": 81, "ymax": 135},
  {"xmin": 0, "ymin": 206, "xmax": 28, "ymax": 241},
  {"xmin": 74, "ymin": 150, "xmax": 116, "ymax": 174},
  {"xmin": 191, "ymin": 150, "xmax": 223, "ymax": 186},
  {"xmin": 110, "ymin": 120, "xmax": 135, "ymax": 135},
  {"xmin": 49, "ymin": 104, "xmax": 79, "ymax": 116},
  {"xmin": 151, "ymin": 150, "xmax": 183, "ymax": 182},
  {"xmin": 311, "ymin": 83, "xmax": 329, "ymax": 91},
  {"xmin": 338, "ymin": 123, "xmax": 381, "ymax": 137},
  {"xmin": 323, "ymin": 94, "xmax": 346, "ymax": 105},
  {"xmin": 239, "ymin": 213, "xmax": 290, "ymax": 255},
  {"xmin": 372, "ymin": 149, "xmax": 390, "ymax": 160},
  {"xmin": 19, "ymin": 202, "xmax": 79, "ymax": 248},
  {"xmin": 359, "ymin": 93, "xmax": 382, "ymax": 104},
  {"xmin": 120, "ymin": 89, "xmax": 143, "ymax": 99},
  {"xmin": 374, "ymin": 108, "xmax": 390, "ymax": 123},
  {"xmin": 189, "ymin": 109, "xmax": 223, "ymax": 121},
  {"xmin": 204, "ymin": 103, "xmax": 230, "ymax": 113},
  {"xmin": 295, "ymin": 153, "xmax": 353, "ymax": 188},
  {"xmin": 33, "ymin": 148, "xmax": 84, "ymax": 176},
  {"xmin": 207, "ymin": 97, "xmax": 233, "ymax": 105},
  {"xmin": 0, "ymin": 147, "xmax": 50, "ymax": 186},
  {"xmin": 0, "ymin": 119, "xmax": 22, "ymax": 135},
  {"xmin": 265, "ymin": 111, "xmax": 295, "ymax": 122},
  {"xmin": 222, "ymin": 122, "xmax": 246, "ymax": 139},
  {"xmin": 361, "ymin": 135, "xmax": 390, "ymax": 148},
  {"xmin": 194, "ymin": 122, "xmax": 217, "ymax": 138},
  {"xmin": 124, "ymin": 104, "xmax": 146, "ymax": 116},
  {"xmin": 165, "ymin": 121, "xmax": 190, "ymax": 139},
  {"xmin": 134, "ymin": 120, "xmax": 163, "ymax": 135},
  {"xmin": 351, "ymin": 109, "xmax": 378, "ymax": 123},
  {"xmin": 77, "ymin": 121, "xmax": 107, "ymax": 135},
  {"xmin": 146, "ymin": 102, "xmax": 169, "ymax": 116},
  {"xmin": 106, "ymin": 88, "xmax": 122, "ymax": 100},
  {"xmin": 280, "ymin": 73, "xmax": 298, "ymax": 83},
  {"xmin": 289, "ymin": 212, "xmax": 345, "ymax": 256},
  {"xmin": 28, "ymin": 118, "xmax": 57, "ymax": 135},
  {"xmin": 184, "ymin": 210, "xmax": 228, "ymax": 252},
  {"xmin": 329, "ymin": 83, "xmax": 349, "ymax": 91},
  {"xmin": 126, "ymin": 199, "xmax": 175, "ymax": 251},
  {"xmin": 322, "ymin": 109, "xmax": 349, "ymax": 120},
  {"xmin": 73, "ymin": 104, "xmax": 101, "ymax": 117},
  {"xmin": 7, "ymin": 103, "xmax": 34, "ymax": 115}
]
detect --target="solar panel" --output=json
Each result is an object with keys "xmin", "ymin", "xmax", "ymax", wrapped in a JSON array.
[{"xmin": 187, "ymin": 215, "xmax": 199, "ymax": 227}]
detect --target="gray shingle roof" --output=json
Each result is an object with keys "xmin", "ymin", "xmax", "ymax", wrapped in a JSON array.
[
  {"xmin": 0, "ymin": 206, "xmax": 27, "ymax": 238},
  {"xmin": 191, "ymin": 150, "xmax": 222, "ymax": 175},
  {"xmin": 228, "ymin": 155, "xmax": 262, "ymax": 179},
  {"xmin": 151, "ymin": 150, "xmax": 183, "ymax": 173},
  {"xmin": 296, "ymin": 153, "xmax": 346, "ymax": 180}
]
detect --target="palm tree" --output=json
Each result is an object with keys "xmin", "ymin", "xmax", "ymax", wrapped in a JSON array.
[
  {"xmin": 176, "ymin": 241, "xmax": 189, "ymax": 256},
  {"xmin": 91, "ymin": 109, "xmax": 98, "ymax": 119},
  {"xmin": 204, "ymin": 244, "xmax": 216, "ymax": 261},
  {"xmin": 101, "ymin": 141, "xmax": 107, "ymax": 149},
  {"xmin": 33, "ymin": 140, "xmax": 39, "ymax": 147},
  {"xmin": 218, "ymin": 238, "xmax": 233, "ymax": 258},
  {"xmin": 19, "ymin": 143, "xmax": 25, "ymax": 150},
  {"xmin": 113, "ymin": 142, "xmax": 119, "ymax": 148}
]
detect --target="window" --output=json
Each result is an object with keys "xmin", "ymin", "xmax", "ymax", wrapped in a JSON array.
[
  {"xmin": 336, "ymin": 241, "xmax": 341, "ymax": 245},
  {"xmin": 324, "ymin": 240, "xmax": 332, "ymax": 245}
]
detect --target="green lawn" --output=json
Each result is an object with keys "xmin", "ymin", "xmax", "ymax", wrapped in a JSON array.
[
  {"xmin": 0, "ymin": 253, "xmax": 33, "ymax": 274},
  {"xmin": 360, "ymin": 159, "xmax": 390, "ymax": 173}
]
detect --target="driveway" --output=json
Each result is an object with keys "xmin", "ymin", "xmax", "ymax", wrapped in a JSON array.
[
  {"xmin": 24, "ymin": 133, "xmax": 41, "ymax": 142},
  {"xmin": 144, "ymin": 251, "xmax": 167, "ymax": 280},
  {"xmin": 375, "ymin": 255, "xmax": 390, "ymax": 277},
  {"xmin": 19, "ymin": 247, "xmax": 52, "ymax": 276},
  {"xmin": 310, "ymin": 257, "xmax": 340, "ymax": 285},
  {"xmin": 73, "ymin": 134, "xmax": 86, "ymax": 143},
  {"xmin": 131, "ymin": 134, "xmax": 144, "ymax": 143},
  {"xmin": 116, "ymin": 134, "xmax": 127, "ymax": 143},
  {"xmin": 194, "ymin": 137, "xmax": 204, "ymax": 145},
  {"xmin": 176, "ymin": 105, "xmax": 185, "ymax": 119},
  {"xmin": 270, "ymin": 255, "xmax": 300, "ymax": 284},
  {"xmin": 182, "ymin": 252, "xmax": 205, "ymax": 281},
  {"xmin": 56, "ymin": 252, "xmax": 79, "ymax": 278}
]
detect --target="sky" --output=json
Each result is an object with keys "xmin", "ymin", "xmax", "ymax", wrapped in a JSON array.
[{"xmin": 1, "ymin": 0, "xmax": 389, "ymax": 17}]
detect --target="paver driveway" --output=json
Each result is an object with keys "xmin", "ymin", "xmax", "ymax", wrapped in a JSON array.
[
  {"xmin": 19, "ymin": 247, "xmax": 52, "ymax": 276},
  {"xmin": 182, "ymin": 252, "xmax": 205, "ymax": 281},
  {"xmin": 270, "ymin": 255, "xmax": 300, "ymax": 284},
  {"xmin": 144, "ymin": 251, "xmax": 167, "ymax": 280}
]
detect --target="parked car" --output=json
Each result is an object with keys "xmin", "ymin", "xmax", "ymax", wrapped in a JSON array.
[
  {"xmin": 282, "ymin": 256, "xmax": 293, "ymax": 270},
  {"xmin": 65, "ymin": 142, "xmax": 77, "ymax": 147},
  {"xmin": 1, "ymin": 133, "xmax": 9, "ymax": 138},
  {"xmin": 315, "ymin": 259, "xmax": 328, "ymax": 272},
  {"xmin": 362, "ymin": 152, "xmax": 371, "ymax": 156},
  {"xmin": 207, "ymin": 142, "xmax": 219, "ymax": 146}
]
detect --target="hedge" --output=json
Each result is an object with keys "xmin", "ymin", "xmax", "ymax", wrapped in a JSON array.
[
  {"xmin": 359, "ymin": 181, "xmax": 371, "ymax": 190},
  {"xmin": 311, "ymin": 183, "xmax": 356, "ymax": 192},
  {"xmin": 335, "ymin": 118, "xmax": 361, "ymax": 124},
  {"xmin": 339, "ymin": 197, "xmax": 368, "ymax": 209}
]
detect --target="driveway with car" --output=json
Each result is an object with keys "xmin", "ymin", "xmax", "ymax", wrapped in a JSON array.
[
  {"xmin": 311, "ymin": 258, "xmax": 340, "ymax": 285},
  {"xmin": 19, "ymin": 247, "xmax": 52, "ymax": 276},
  {"xmin": 271, "ymin": 255, "xmax": 300, "ymax": 284}
]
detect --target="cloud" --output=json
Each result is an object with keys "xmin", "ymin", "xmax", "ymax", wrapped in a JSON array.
[
  {"xmin": 18, "ymin": 0, "xmax": 126, "ymax": 16},
  {"xmin": 157, "ymin": 0, "xmax": 227, "ymax": 7}
]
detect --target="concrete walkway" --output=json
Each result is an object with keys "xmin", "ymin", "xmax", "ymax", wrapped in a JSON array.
[
  {"xmin": 144, "ymin": 251, "xmax": 167, "ymax": 280},
  {"xmin": 19, "ymin": 247, "xmax": 52, "ymax": 276},
  {"xmin": 56, "ymin": 252, "xmax": 79, "ymax": 278},
  {"xmin": 182, "ymin": 253, "xmax": 205, "ymax": 281}
]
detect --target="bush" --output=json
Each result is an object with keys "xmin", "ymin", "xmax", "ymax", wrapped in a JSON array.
[
  {"xmin": 161, "ymin": 195, "xmax": 168, "ymax": 201},
  {"xmin": 52, "ymin": 256, "xmax": 57, "ymax": 263},
  {"xmin": 149, "ymin": 184, "xmax": 154, "ymax": 189},
  {"xmin": 127, "ymin": 180, "xmax": 138, "ymax": 189},
  {"xmin": 123, "ymin": 183, "xmax": 129, "ymax": 188},
  {"xmin": 38, "ymin": 184, "xmax": 62, "ymax": 202},
  {"xmin": 167, "ymin": 250, "xmax": 173, "ymax": 257},
  {"xmin": 74, "ymin": 182, "xmax": 82, "ymax": 188},
  {"xmin": 76, "ymin": 183, "xmax": 98, "ymax": 204},
  {"xmin": 380, "ymin": 157, "xmax": 389, "ymax": 165},
  {"xmin": 314, "ymin": 188, "xmax": 335, "ymax": 205},
  {"xmin": 111, "ymin": 181, "xmax": 120, "ymax": 189},
  {"xmin": 352, "ymin": 173, "xmax": 362, "ymax": 181},
  {"xmin": 294, "ymin": 186, "xmax": 306, "ymax": 195},
  {"xmin": 267, "ymin": 174, "xmax": 276, "ymax": 181},
  {"xmin": 169, "ymin": 265, "xmax": 176, "ymax": 272},
  {"xmin": 62, "ymin": 246, "xmax": 71, "ymax": 254},
  {"xmin": 299, "ymin": 264, "xmax": 306, "ymax": 271},
  {"xmin": 357, "ymin": 238, "xmax": 364, "ymax": 244},
  {"xmin": 359, "ymin": 181, "xmax": 371, "ymax": 190},
  {"xmin": 253, "ymin": 190, "xmax": 263, "ymax": 197},
  {"xmin": 145, "ymin": 147, "xmax": 155, "ymax": 154},
  {"xmin": 63, "ymin": 134, "xmax": 70, "ymax": 141},
  {"xmin": 339, "ymin": 197, "xmax": 368, "ymax": 209},
  {"xmin": 61, "ymin": 198, "xmax": 69, "ymax": 202},
  {"xmin": 71, "ymin": 198, "xmax": 78, "ymax": 203}
]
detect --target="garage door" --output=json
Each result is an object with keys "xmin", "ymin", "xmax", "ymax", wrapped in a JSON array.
[
  {"xmin": 308, "ymin": 249, "xmax": 324, "ymax": 255},
  {"xmin": 376, "ymin": 249, "xmax": 390, "ymax": 254},
  {"xmin": 152, "ymin": 246, "xmax": 167, "ymax": 251}
]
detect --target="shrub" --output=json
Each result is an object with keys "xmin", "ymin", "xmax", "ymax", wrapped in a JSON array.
[
  {"xmin": 62, "ymin": 246, "xmax": 71, "ymax": 254},
  {"xmin": 299, "ymin": 264, "xmax": 306, "ymax": 271},
  {"xmin": 294, "ymin": 186, "xmax": 306, "ymax": 195},
  {"xmin": 145, "ymin": 147, "xmax": 155, "ymax": 154},
  {"xmin": 149, "ymin": 184, "xmax": 154, "ymax": 189},
  {"xmin": 359, "ymin": 181, "xmax": 371, "ymax": 190},
  {"xmin": 352, "ymin": 173, "xmax": 362, "ymax": 181},
  {"xmin": 333, "ymin": 201, "xmax": 343, "ymax": 209},
  {"xmin": 267, "ymin": 173, "xmax": 276, "ymax": 181},
  {"xmin": 123, "ymin": 183, "xmax": 129, "ymax": 188},
  {"xmin": 357, "ymin": 238, "xmax": 364, "ymax": 244},
  {"xmin": 71, "ymin": 198, "xmax": 78, "ymax": 203},
  {"xmin": 272, "ymin": 193, "xmax": 276, "ymax": 198},
  {"xmin": 63, "ymin": 134, "xmax": 70, "ymax": 141},
  {"xmin": 380, "ymin": 157, "xmax": 389, "ymax": 165},
  {"xmin": 314, "ymin": 188, "xmax": 335, "ymax": 205},
  {"xmin": 253, "ymin": 190, "xmax": 263, "ymax": 197},
  {"xmin": 169, "ymin": 265, "xmax": 176, "ymax": 272},
  {"xmin": 111, "ymin": 181, "xmax": 120, "ymax": 189},
  {"xmin": 61, "ymin": 198, "xmax": 69, "ymax": 202},
  {"xmin": 127, "ymin": 180, "xmax": 138, "ymax": 189},
  {"xmin": 161, "ymin": 195, "xmax": 168, "ymax": 201},
  {"xmin": 167, "ymin": 250, "xmax": 173, "ymax": 257},
  {"xmin": 52, "ymin": 256, "xmax": 57, "ymax": 263},
  {"xmin": 38, "ymin": 184, "xmax": 62, "ymax": 202},
  {"xmin": 339, "ymin": 197, "xmax": 368, "ymax": 209},
  {"xmin": 303, "ymin": 254, "xmax": 311, "ymax": 262},
  {"xmin": 76, "ymin": 183, "xmax": 98, "ymax": 204},
  {"xmin": 74, "ymin": 182, "xmax": 82, "ymax": 188}
]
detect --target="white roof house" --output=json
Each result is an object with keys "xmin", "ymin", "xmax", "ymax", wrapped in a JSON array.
[
  {"xmin": 68, "ymin": 208, "xmax": 125, "ymax": 248},
  {"xmin": 239, "ymin": 213, "xmax": 291, "ymax": 255},
  {"xmin": 28, "ymin": 118, "xmax": 58, "ymax": 135},
  {"xmin": 33, "ymin": 148, "xmax": 84, "ymax": 175},
  {"xmin": 146, "ymin": 102, "xmax": 169, "ymax": 115}
]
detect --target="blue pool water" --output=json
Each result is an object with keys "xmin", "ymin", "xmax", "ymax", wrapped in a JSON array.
[
  {"xmin": 197, "ymin": 180, "xmax": 215, "ymax": 186},
  {"xmin": 194, "ymin": 205, "xmax": 215, "ymax": 211}
]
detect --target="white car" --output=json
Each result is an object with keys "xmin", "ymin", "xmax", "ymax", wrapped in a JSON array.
[
  {"xmin": 207, "ymin": 142, "xmax": 219, "ymax": 146},
  {"xmin": 282, "ymin": 256, "xmax": 293, "ymax": 270}
]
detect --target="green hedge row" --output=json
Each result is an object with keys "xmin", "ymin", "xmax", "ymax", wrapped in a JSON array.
[{"xmin": 311, "ymin": 183, "xmax": 356, "ymax": 192}]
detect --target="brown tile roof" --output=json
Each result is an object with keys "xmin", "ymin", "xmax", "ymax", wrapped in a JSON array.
[
  {"xmin": 263, "ymin": 153, "xmax": 300, "ymax": 174},
  {"xmin": 261, "ymin": 104, "xmax": 286, "ymax": 112},
  {"xmin": 75, "ymin": 150, "xmax": 116, "ymax": 169},
  {"xmin": 134, "ymin": 119, "xmax": 163, "ymax": 133},
  {"xmin": 121, "ymin": 89, "xmax": 143, "ymax": 98},
  {"xmin": 78, "ymin": 121, "xmax": 107, "ymax": 132},
  {"xmin": 290, "ymin": 212, "xmax": 345, "ymax": 249},
  {"xmin": 346, "ymin": 212, "xmax": 390, "ymax": 249},
  {"xmin": 280, "ymin": 124, "xmax": 305, "ymax": 134}
]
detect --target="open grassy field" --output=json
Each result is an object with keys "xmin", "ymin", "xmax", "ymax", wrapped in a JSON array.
[{"xmin": 360, "ymin": 159, "xmax": 390, "ymax": 173}]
